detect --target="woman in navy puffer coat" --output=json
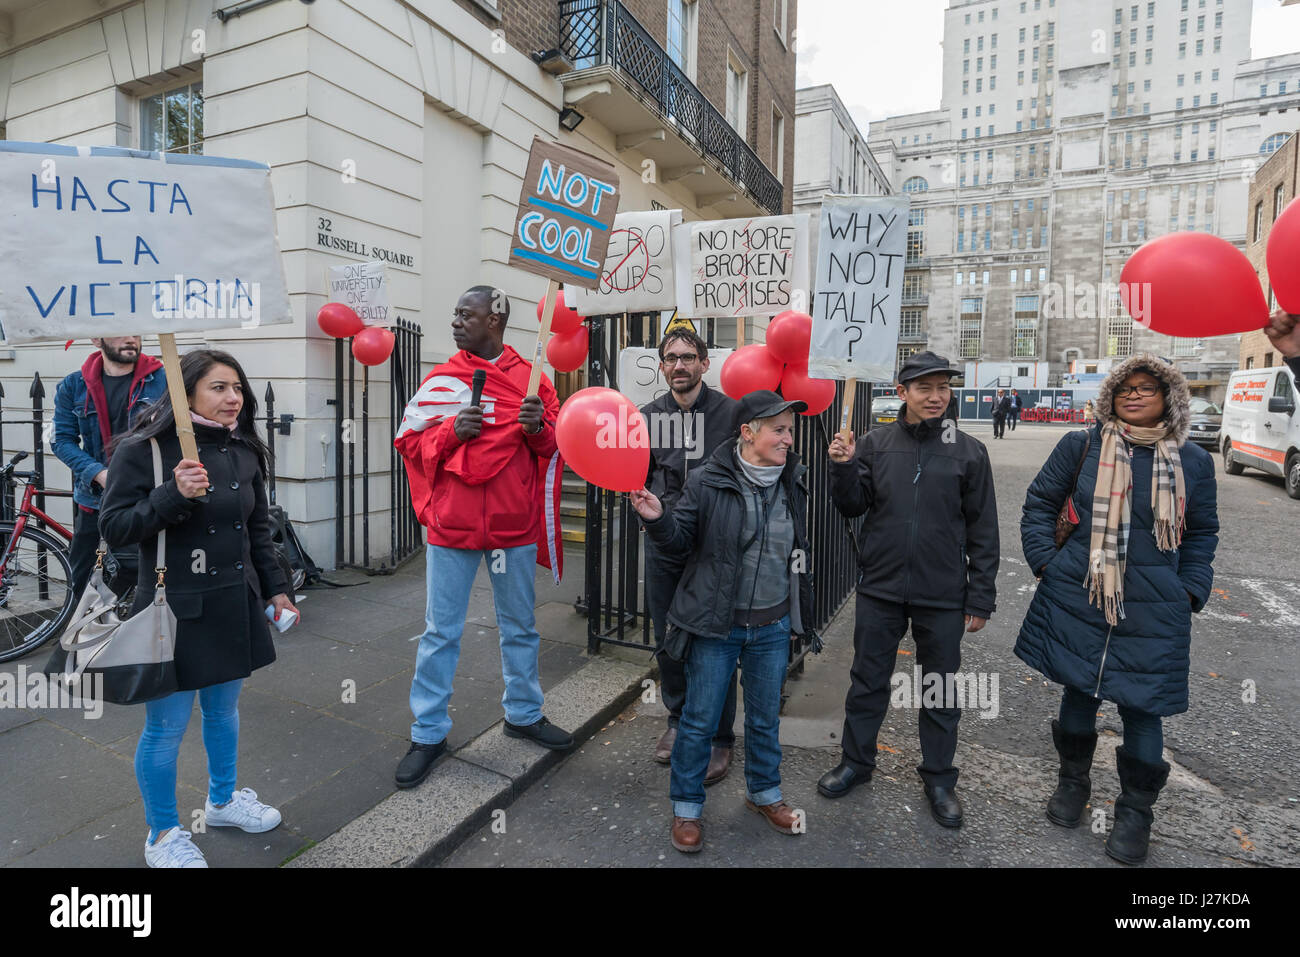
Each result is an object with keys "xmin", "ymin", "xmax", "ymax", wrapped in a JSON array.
[{"xmin": 1015, "ymin": 353, "xmax": 1218, "ymax": 866}]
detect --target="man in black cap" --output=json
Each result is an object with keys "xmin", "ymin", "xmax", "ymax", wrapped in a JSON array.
[
  {"xmin": 817, "ymin": 351, "xmax": 999, "ymax": 828},
  {"xmin": 640, "ymin": 329, "xmax": 740, "ymax": 782}
]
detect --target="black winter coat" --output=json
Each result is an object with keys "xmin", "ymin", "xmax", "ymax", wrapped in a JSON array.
[
  {"xmin": 99, "ymin": 422, "xmax": 289, "ymax": 691},
  {"xmin": 641, "ymin": 382, "xmax": 740, "ymax": 510},
  {"xmin": 1014, "ymin": 425, "xmax": 1219, "ymax": 716},
  {"xmin": 830, "ymin": 414, "xmax": 999, "ymax": 617},
  {"xmin": 644, "ymin": 442, "xmax": 813, "ymax": 640}
]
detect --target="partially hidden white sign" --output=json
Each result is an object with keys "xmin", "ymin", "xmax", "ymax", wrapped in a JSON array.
[
  {"xmin": 328, "ymin": 260, "xmax": 390, "ymax": 326},
  {"xmin": 569, "ymin": 209, "xmax": 681, "ymax": 316},
  {"xmin": 616, "ymin": 346, "xmax": 732, "ymax": 408},
  {"xmin": 807, "ymin": 194, "xmax": 909, "ymax": 383},
  {"xmin": 672, "ymin": 214, "xmax": 811, "ymax": 319},
  {"xmin": 0, "ymin": 144, "xmax": 292, "ymax": 343}
]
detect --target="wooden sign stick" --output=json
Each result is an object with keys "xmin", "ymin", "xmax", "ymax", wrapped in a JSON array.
[
  {"xmin": 737, "ymin": 315, "xmax": 746, "ymax": 348},
  {"xmin": 526, "ymin": 278, "xmax": 561, "ymax": 397},
  {"xmin": 158, "ymin": 333, "xmax": 199, "ymax": 462},
  {"xmin": 838, "ymin": 377, "xmax": 858, "ymax": 443}
]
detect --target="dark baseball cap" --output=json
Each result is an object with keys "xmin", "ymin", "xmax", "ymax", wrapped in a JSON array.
[
  {"xmin": 898, "ymin": 350, "xmax": 957, "ymax": 384},
  {"xmin": 735, "ymin": 390, "xmax": 807, "ymax": 426}
]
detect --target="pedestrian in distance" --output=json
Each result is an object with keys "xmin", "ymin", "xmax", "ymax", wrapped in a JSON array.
[
  {"xmin": 99, "ymin": 349, "xmax": 299, "ymax": 868},
  {"xmin": 1015, "ymin": 353, "xmax": 1219, "ymax": 865},
  {"xmin": 640, "ymin": 328, "xmax": 740, "ymax": 781},
  {"xmin": 393, "ymin": 286, "xmax": 572, "ymax": 792},
  {"xmin": 818, "ymin": 351, "xmax": 999, "ymax": 829},
  {"xmin": 52, "ymin": 336, "xmax": 168, "ymax": 597},
  {"xmin": 630, "ymin": 390, "xmax": 814, "ymax": 854},
  {"xmin": 991, "ymin": 388, "xmax": 1011, "ymax": 439},
  {"xmin": 1083, "ymin": 399, "xmax": 1096, "ymax": 427},
  {"xmin": 1009, "ymin": 389, "xmax": 1023, "ymax": 431}
]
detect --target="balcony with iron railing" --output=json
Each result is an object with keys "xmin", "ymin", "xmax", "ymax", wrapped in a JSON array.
[{"xmin": 557, "ymin": 0, "xmax": 783, "ymax": 217}]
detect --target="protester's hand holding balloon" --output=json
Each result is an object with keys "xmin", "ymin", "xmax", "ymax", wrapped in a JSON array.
[
  {"xmin": 628, "ymin": 488, "xmax": 662, "ymax": 522},
  {"xmin": 454, "ymin": 405, "xmax": 483, "ymax": 442},
  {"xmin": 173, "ymin": 458, "xmax": 209, "ymax": 499},
  {"xmin": 828, "ymin": 432, "xmax": 855, "ymax": 464},
  {"xmin": 1264, "ymin": 308, "xmax": 1300, "ymax": 358},
  {"xmin": 518, "ymin": 395, "xmax": 544, "ymax": 434}
]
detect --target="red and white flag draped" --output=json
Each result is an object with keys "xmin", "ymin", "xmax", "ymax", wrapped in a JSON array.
[{"xmin": 394, "ymin": 345, "xmax": 564, "ymax": 583}]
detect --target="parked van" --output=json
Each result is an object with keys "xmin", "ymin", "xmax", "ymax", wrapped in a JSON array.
[{"xmin": 1220, "ymin": 366, "xmax": 1300, "ymax": 499}]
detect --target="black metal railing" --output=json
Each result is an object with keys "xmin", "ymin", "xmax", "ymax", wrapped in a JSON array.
[
  {"xmin": 330, "ymin": 317, "xmax": 424, "ymax": 573},
  {"xmin": 580, "ymin": 316, "xmax": 870, "ymax": 670},
  {"xmin": 559, "ymin": 0, "xmax": 784, "ymax": 217}
]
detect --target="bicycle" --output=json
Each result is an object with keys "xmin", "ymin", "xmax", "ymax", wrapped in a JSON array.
[{"xmin": 0, "ymin": 450, "xmax": 78, "ymax": 663}]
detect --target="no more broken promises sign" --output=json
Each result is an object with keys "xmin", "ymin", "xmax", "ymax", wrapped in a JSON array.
[{"xmin": 0, "ymin": 143, "xmax": 292, "ymax": 343}]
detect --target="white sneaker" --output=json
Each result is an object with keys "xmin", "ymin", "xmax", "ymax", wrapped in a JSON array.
[
  {"xmin": 205, "ymin": 787, "xmax": 282, "ymax": 833},
  {"xmin": 144, "ymin": 828, "xmax": 208, "ymax": 868}
]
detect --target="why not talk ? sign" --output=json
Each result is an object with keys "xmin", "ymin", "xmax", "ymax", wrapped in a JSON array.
[
  {"xmin": 508, "ymin": 137, "xmax": 620, "ymax": 290},
  {"xmin": 0, "ymin": 143, "xmax": 291, "ymax": 343},
  {"xmin": 808, "ymin": 195, "xmax": 909, "ymax": 383}
]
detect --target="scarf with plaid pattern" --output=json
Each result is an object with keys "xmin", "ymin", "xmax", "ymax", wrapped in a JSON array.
[{"xmin": 1085, "ymin": 418, "xmax": 1187, "ymax": 626}]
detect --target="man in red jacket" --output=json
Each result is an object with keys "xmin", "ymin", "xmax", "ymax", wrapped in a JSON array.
[{"xmin": 393, "ymin": 286, "xmax": 571, "ymax": 788}]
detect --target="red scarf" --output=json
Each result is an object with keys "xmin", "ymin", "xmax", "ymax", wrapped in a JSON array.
[{"xmin": 395, "ymin": 345, "xmax": 564, "ymax": 581}]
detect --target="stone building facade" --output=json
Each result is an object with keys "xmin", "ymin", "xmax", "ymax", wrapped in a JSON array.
[{"xmin": 1240, "ymin": 125, "xmax": 1299, "ymax": 370}]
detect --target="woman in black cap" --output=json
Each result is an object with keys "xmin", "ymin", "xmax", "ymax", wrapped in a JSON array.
[{"xmin": 630, "ymin": 390, "xmax": 814, "ymax": 854}]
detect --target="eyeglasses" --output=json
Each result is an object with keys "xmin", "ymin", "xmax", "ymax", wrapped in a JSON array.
[
  {"xmin": 661, "ymin": 354, "xmax": 699, "ymax": 367},
  {"xmin": 1114, "ymin": 384, "xmax": 1160, "ymax": 398}
]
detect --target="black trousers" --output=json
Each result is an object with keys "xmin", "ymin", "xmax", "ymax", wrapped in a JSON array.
[
  {"xmin": 840, "ymin": 593, "xmax": 965, "ymax": 788},
  {"xmin": 644, "ymin": 538, "xmax": 736, "ymax": 746},
  {"xmin": 1009, "ymin": 410, "xmax": 1020, "ymax": 431},
  {"xmin": 68, "ymin": 506, "xmax": 101, "ymax": 597},
  {"xmin": 992, "ymin": 413, "xmax": 1006, "ymax": 438}
]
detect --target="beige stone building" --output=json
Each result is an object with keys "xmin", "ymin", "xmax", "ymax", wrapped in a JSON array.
[{"xmin": 1240, "ymin": 124, "xmax": 1299, "ymax": 370}]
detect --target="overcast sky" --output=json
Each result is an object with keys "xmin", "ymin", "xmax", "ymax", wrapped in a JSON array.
[{"xmin": 796, "ymin": 0, "xmax": 1300, "ymax": 135}]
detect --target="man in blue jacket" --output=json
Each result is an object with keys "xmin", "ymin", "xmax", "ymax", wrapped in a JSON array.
[{"xmin": 52, "ymin": 337, "xmax": 168, "ymax": 595}]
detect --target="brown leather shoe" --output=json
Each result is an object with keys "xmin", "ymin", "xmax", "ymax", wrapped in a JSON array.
[
  {"xmin": 654, "ymin": 726, "xmax": 676, "ymax": 765},
  {"xmin": 745, "ymin": 799, "xmax": 802, "ymax": 835},
  {"xmin": 703, "ymin": 745, "xmax": 732, "ymax": 786},
  {"xmin": 671, "ymin": 816, "xmax": 703, "ymax": 853}
]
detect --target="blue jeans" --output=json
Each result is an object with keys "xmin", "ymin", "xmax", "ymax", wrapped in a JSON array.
[
  {"xmin": 1059, "ymin": 685, "xmax": 1164, "ymax": 764},
  {"xmin": 671, "ymin": 617, "xmax": 790, "ymax": 819},
  {"xmin": 409, "ymin": 543, "xmax": 544, "ymax": 745},
  {"xmin": 135, "ymin": 678, "xmax": 243, "ymax": 844}
]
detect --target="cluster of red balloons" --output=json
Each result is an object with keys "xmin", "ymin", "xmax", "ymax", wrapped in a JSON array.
[
  {"xmin": 316, "ymin": 303, "xmax": 395, "ymax": 367},
  {"xmin": 555, "ymin": 387, "xmax": 649, "ymax": 492},
  {"xmin": 719, "ymin": 311, "xmax": 835, "ymax": 415},
  {"xmin": 540, "ymin": 289, "xmax": 589, "ymax": 373},
  {"xmin": 1120, "ymin": 201, "xmax": 1300, "ymax": 335}
]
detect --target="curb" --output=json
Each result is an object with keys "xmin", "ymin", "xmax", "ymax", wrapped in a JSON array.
[{"xmin": 285, "ymin": 655, "xmax": 652, "ymax": 868}]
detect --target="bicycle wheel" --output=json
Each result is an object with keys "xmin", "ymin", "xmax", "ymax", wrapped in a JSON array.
[{"xmin": 0, "ymin": 522, "xmax": 76, "ymax": 663}]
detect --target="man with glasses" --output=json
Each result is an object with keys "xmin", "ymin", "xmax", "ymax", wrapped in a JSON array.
[{"xmin": 640, "ymin": 329, "xmax": 740, "ymax": 780}]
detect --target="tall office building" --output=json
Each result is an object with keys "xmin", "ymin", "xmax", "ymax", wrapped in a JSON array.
[{"xmin": 868, "ymin": 0, "xmax": 1300, "ymax": 398}]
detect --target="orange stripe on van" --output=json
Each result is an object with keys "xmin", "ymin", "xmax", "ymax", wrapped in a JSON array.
[{"xmin": 1231, "ymin": 441, "xmax": 1285, "ymax": 464}]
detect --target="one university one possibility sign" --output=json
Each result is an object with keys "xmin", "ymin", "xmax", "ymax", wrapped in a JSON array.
[
  {"xmin": 807, "ymin": 194, "xmax": 908, "ymax": 383},
  {"xmin": 0, "ymin": 143, "xmax": 292, "ymax": 343}
]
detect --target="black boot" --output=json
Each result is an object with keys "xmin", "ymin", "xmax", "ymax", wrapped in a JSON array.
[
  {"xmin": 1046, "ymin": 720, "xmax": 1097, "ymax": 828},
  {"xmin": 1105, "ymin": 746, "xmax": 1170, "ymax": 865}
]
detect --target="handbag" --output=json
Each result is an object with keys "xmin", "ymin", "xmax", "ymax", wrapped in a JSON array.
[
  {"xmin": 1052, "ymin": 430, "xmax": 1093, "ymax": 549},
  {"xmin": 44, "ymin": 438, "xmax": 179, "ymax": 704}
]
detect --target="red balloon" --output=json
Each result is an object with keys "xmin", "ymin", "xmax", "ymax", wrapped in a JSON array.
[
  {"xmin": 780, "ymin": 364, "xmax": 836, "ymax": 416},
  {"xmin": 547, "ymin": 325, "xmax": 589, "ymax": 373},
  {"xmin": 318, "ymin": 302, "xmax": 364, "ymax": 338},
  {"xmin": 351, "ymin": 326, "xmax": 395, "ymax": 366},
  {"xmin": 537, "ymin": 287, "xmax": 584, "ymax": 336},
  {"xmin": 556, "ymin": 388, "xmax": 650, "ymax": 492},
  {"xmin": 720, "ymin": 344, "xmax": 784, "ymax": 399},
  {"xmin": 1119, "ymin": 232, "xmax": 1269, "ymax": 337},
  {"xmin": 1267, "ymin": 197, "xmax": 1300, "ymax": 314},
  {"xmin": 767, "ymin": 310, "xmax": 813, "ymax": 365}
]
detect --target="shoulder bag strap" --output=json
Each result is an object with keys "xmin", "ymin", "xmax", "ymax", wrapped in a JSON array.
[{"xmin": 150, "ymin": 437, "xmax": 167, "ymax": 588}]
